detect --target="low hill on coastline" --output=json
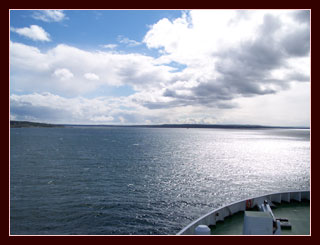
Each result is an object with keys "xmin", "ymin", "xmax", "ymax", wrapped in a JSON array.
[{"xmin": 10, "ymin": 121, "xmax": 64, "ymax": 128}]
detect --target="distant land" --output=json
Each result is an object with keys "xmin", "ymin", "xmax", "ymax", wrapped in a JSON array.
[
  {"xmin": 10, "ymin": 120, "xmax": 309, "ymax": 129},
  {"xmin": 10, "ymin": 121, "xmax": 65, "ymax": 128}
]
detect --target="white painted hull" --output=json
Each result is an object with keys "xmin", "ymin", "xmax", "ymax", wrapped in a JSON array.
[{"xmin": 177, "ymin": 190, "xmax": 310, "ymax": 235}]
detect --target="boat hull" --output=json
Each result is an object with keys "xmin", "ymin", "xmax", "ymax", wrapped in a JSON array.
[{"xmin": 176, "ymin": 190, "xmax": 310, "ymax": 235}]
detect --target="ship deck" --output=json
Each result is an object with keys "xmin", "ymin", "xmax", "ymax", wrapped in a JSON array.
[{"xmin": 210, "ymin": 200, "xmax": 310, "ymax": 235}]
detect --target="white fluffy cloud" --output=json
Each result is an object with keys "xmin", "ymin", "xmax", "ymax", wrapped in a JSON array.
[
  {"xmin": 10, "ymin": 92, "xmax": 113, "ymax": 124},
  {"xmin": 9, "ymin": 92, "xmax": 215, "ymax": 125},
  {"xmin": 53, "ymin": 68, "xmax": 74, "ymax": 80},
  {"xmin": 11, "ymin": 25, "xmax": 51, "ymax": 42},
  {"xmin": 84, "ymin": 73, "xmax": 100, "ymax": 81},
  {"xmin": 10, "ymin": 41, "xmax": 175, "ymax": 96},
  {"xmin": 101, "ymin": 44, "xmax": 118, "ymax": 49},
  {"xmin": 118, "ymin": 35, "xmax": 141, "ymax": 47},
  {"xmin": 32, "ymin": 10, "xmax": 66, "ymax": 22}
]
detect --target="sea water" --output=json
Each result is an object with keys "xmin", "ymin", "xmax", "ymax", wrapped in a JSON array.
[{"xmin": 10, "ymin": 127, "xmax": 310, "ymax": 235}]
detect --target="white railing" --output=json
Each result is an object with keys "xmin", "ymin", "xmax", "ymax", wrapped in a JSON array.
[{"xmin": 176, "ymin": 190, "xmax": 310, "ymax": 235}]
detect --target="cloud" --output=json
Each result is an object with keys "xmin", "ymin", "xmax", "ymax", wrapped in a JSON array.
[
  {"xmin": 53, "ymin": 68, "xmax": 74, "ymax": 80},
  {"xmin": 10, "ymin": 41, "xmax": 49, "ymax": 71},
  {"xmin": 292, "ymin": 10, "xmax": 310, "ymax": 24},
  {"xmin": 10, "ymin": 10, "xmax": 310, "ymax": 126},
  {"xmin": 142, "ymin": 10, "xmax": 310, "ymax": 109},
  {"xmin": 229, "ymin": 82, "xmax": 310, "ymax": 126},
  {"xmin": 10, "ymin": 41, "xmax": 174, "ymax": 96},
  {"xmin": 118, "ymin": 35, "xmax": 141, "ymax": 47},
  {"xmin": 32, "ymin": 10, "xmax": 66, "ymax": 22},
  {"xmin": 11, "ymin": 25, "xmax": 51, "ymax": 42},
  {"xmin": 101, "ymin": 44, "xmax": 118, "ymax": 49},
  {"xmin": 84, "ymin": 73, "xmax": 100, "ymax": 81},
  {"xmin": 10, "ymin": 83, "xmax": 309, "ymax": 126},
  {"xmin": 281, "ymin": 26, "xmax": 310, "ymax": 57},
  {"xmin": 10, "ymin": 92, "xmax": 216, "ymax": 125},
  {"xmin": 286, "ymin": 71, "xmax": 310, "ymax": 82},
  {"xmin": 10, "ymin": 93, "xmax": 112, "ymax": 124},
  {"xmin": 10, "ymin": 92, "xmax": 155, "ymax": 124},
  {"xmin": 91, "ymin": 115, "xmax": 114, "ymax": 122},
  {"xmin": 143, "ymin": 14, "xmax": 191, "ymax": 54}
]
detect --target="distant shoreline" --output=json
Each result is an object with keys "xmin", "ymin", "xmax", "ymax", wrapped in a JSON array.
[
  {"xmin": 10, "ymin": 120, "xmax": 310, "ymax": 129},
  {"xmin": 10, "ymin": 121, "xmax": 65, "ymax": 128}
]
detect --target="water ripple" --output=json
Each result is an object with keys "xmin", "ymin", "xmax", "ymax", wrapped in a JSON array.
[{"xmin": 10, "ymin": 127, "xmax": 310, "ymax": 235}]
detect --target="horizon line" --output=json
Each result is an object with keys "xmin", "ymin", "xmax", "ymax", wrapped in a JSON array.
[{"xmin": 10, "ymin": 120, "xmax": 310, "ymax": 129}]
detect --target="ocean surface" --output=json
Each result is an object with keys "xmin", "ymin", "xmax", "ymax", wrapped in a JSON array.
[{"xmin": 10, "ymin": 127, "xmax": 310, "ymax": 235}]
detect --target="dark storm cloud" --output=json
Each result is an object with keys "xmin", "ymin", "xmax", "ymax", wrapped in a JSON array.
[
  {"xmin": 281, "ymin": 27, "xmax": 310, "ymax": 57},
  {"xmin": 155, "ymin": 85, "xmax": 237, "ymax": 109}
]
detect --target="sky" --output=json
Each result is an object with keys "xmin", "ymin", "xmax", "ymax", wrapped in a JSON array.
[{"xmin": 9, "ymin": 9, "xmax": 310, "ymax": 126}]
